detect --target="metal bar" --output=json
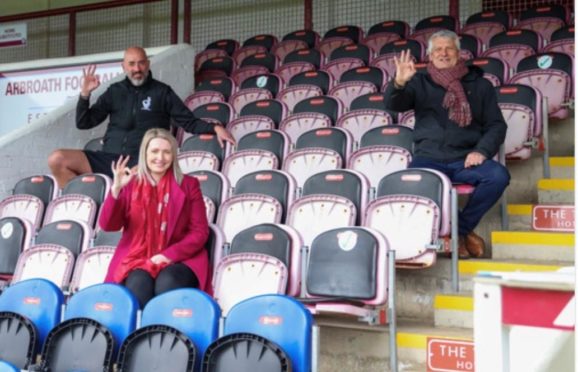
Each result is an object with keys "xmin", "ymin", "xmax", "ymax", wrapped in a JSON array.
[
  {"xmin": 311, "ymin": 324, "xmax": 320, "ymax": 372},
  {"xmin": 542, "ymin": 97, "xmax": 550, "ymax": 178},
  {"xmin": 304, "ymin": 0, "xmax": 313, "ymax": 30},
  {"xmin": 183, "ymin": 0, "xmax": 191, "ymax": 44},
  {"xmin": 448, "ymin": 0, "xmax": 459, "ymax": 22},
  {"xmin": 0, "ymin": 0, "xmax": 163, "ymax": 22},
  {"xmin": 499, "ymin": 144, "xmax": 509, "ymax": 231},
  {"xmin": 451, "ymin": 188, "xmax": 459, "ymax": 292},
  {"xmin": 68, "ymin": 11, "xmax": 76, "ymax": 57},
  {"xmin": 388, "ymin": 249, "xmax": 398, "ymax": 372},
  {"xmin": 170, "ymin": 0, "xmax": 179, "ymax": 44}
]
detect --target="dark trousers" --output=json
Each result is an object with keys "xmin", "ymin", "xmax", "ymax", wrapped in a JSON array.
[
  {"xmin": 124, "ymin": 263, "xmax": 200, "ymax": 308},
  {"xmin": 409, "ymin": 157, "xmax": 510, "ymax": 236}
]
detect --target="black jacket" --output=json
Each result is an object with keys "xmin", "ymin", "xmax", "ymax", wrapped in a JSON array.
[
  {"xmin": 76, "ymin": 73, "xmax": 214, "ymax": 159},
  {"xmin": 385, "ymin": 66, "xmax": 507, "ymax": 162}
]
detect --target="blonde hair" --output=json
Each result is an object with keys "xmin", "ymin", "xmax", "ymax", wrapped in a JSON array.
[{"xmin": 137, "ymin": 128, "xmax": 183, "ymax": 185}]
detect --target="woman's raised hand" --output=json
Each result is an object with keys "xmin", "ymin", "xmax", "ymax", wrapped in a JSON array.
[
  {"xmin": 110, "ymin": 155, "xmax": 135, "ymax": 198},
  {"xmin": 393, "ymin": 49, "xmax": 416, "ymax": 87}
]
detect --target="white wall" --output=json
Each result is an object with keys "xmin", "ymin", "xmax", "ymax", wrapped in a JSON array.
[{"xmin": 0, "ymin": 43, "xmax": 195, "ymax": 199}]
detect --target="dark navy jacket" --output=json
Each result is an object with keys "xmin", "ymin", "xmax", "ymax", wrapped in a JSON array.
[{"xmin": 385, "ymin": 66, "xmax": 507, "ymax": 162}]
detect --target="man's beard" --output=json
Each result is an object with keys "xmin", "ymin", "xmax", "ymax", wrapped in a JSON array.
[{"xmin": 127, "ymin": 71, "xmax": 149, "ymax": 86}]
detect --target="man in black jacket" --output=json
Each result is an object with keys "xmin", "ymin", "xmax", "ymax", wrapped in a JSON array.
[
  {"xmin": 48, "ymin": 46, "xmax": 234, "ymax": 188},
  {"xmin": 385, "ymin": 30, "xmax": 510, "ymax": 258}
]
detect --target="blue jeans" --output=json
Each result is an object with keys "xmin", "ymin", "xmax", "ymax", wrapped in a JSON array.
[{"xmin": 409, "ymin": 157, "xmax": 510, "ymax": 236}]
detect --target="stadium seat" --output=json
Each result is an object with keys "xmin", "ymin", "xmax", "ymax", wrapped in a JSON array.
[
  {"xmin": 35, "ymin": 220, "xmax": 91, "ymax": 257},
  {"xmin": 329, "ymin": 81, "xmax": 378, "ymax": 112},
  {"xmin": 283, "ymin": 48, "xmax": 323, "ymax": 69},
  {"xmin": 207, "ymin": 223, "xmax": 226, "ymax": 275},
  {"xmin": 195, "ymin": 77, "xmax": 236, "ymax": 101},
  {"xmin": 277, "ymin": 84, "xmax": 323, "ymax": 113},
  {"xmin": 275, "ymin": 61, "xmax": 316, "ymax": 86},
  {"xmin": 12, "ymin": 174, "xmax": 58, "ymax": 210},
  {"xmin": 198, "ymin": 56, "xmax": 235, "ymax": 77},
  {"xmin": 410, "ymin": 15, "xmax": 457, "ymax": 45},
  {"xmin": 239, "ymin": 99, "xmax": 289, "ymax": 127},
  {"xmin": 231, "ymin": 65, "xmax": 270, "ymax": 86},
  {"xmin": 459, "ymin": 33, "xmax": 482, "ymax": 60},
  {"xmin": 271, "ymin": 39, "xmax": 309, "ymax": 62},
  {"xmin": 239, "ymin": 72, "xmax": 283, "ymax": 96},
  {"xmin": 203, "ymin": 195, "xmax": 216, "ymax": 223},
  {"xmin": 191, "ymin": 101, "xmax": 234, "ymax": 127},
  {"xmin": 177, "ymin": 151, "xmax": 220, "ymax": 173},
  {"xmin": 205, "ymin": 39, "xmax": 239, "ymax": 56},
  {"xmin": 294, "ymin": 127, "xmax": 353, "ymax": 167},
  {"xmin": 221, "ymin": 149, "xmax": 279, "ymax": 187},
  {"xmin": 43, "ymin": 194, "xmax": 98, "ymax": 228},
  {"xmin": 282, "ymin": 147, "xmax": 342, "ymax": 188},
  {"xmin": 282, "ymin": 29, "xmax": 320, "ymax": 49},
  {"xmin": 466, "ymin": 57, "xmax": 510, "ymax": 86},
  {"xmin": 330, "ymin": 44, "xmax": 372, "ymax": 65},
  {"xmin": 240, "ymin": 52, "xmax": 279, "ymax": 73},
  {"xmin": 340, "ymin": 66, "xmax": 388, "ymax": 91},
  {"xmin": 92, "ymin": 228, "xmax": 122, "ymax": 248},
  {"xmin": 350, "ymin": 92, "xmax": 399, "ymax": 122},
  {"xmin": 322, "ymin": 57, "xmax": 365, "ymax": 84},
  {"xmin": 223, "ymin": 294, "xmax": 312, "ymax": 372},
  {"xmin": 336, "ymin": 109, "xmax": 395, "ymax": 146},
  {"xmin": 236, "ymin": 129, "xmax": 291, "ymax": 165},
  {"xmin": 0, "ymin": 194, "xmax": 44, "ymax": 232},
  {"xmin": 0, "ymin": 216, "xmax": 33, "ymax": 281},
  {"xmin": 365, "ymin": 20, "xmax": 409, "ymax": 53},
  {"xmin": 180, "ymin": 132, "xmax": 229, "ymax": 166},
  {"xmin": 0, "ymin": 312, "xmax": 38, "ymax": 369},
  {"xmin": 372, "ymin": 39, "xmax": 425, "ymax": 78},
  {"xmin": 289, "ymin": 70, "xmax": 333, "ymax": 94},
  {"xmin": 184, "ymin": 90, "xmax": 225, "ymax": 112},
  {"xmin": 229, "ymin": 88, "xmax": 273, "ymax": 114},
  {"xmin": 243, "ymin": 34, "xmax": 278, "ymax": 51},
  {"xmin": 518, "ymin": 5, "xmax": 568, "ymax": 41},
  {"xmin": 195, "ymin": 48, "xmax": 228, "ymax": 72},
  {"xmin": 226, "ymin": 115, "xmax": 276, "ymax": 143},
  {"xmin": 293, "ymin": 95, "xmax": 343, "ymax": 125},
  {"xmin": 465, "ymin": 10, "xmax": 511, "ymax": 29},
  {"xmin": 232, "ymin": 44, "xmax": 268, "ymax": 66},
  {"xmin": 12, "ymin": 244, "xmax": 75, "ymax": 289},
  {"xmin": 483, "ymin": 29, "xmax": 541, "ymax": 72},
  {"xmin": 69, "ymin": 246, "xmax": 115, "ymax": 293},
  {"xmin": 189, "ymin": 170, "xmax": 230, "ymax": 212}
]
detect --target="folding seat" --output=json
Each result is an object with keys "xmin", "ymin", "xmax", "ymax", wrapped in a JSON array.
[
  {"xmin": 329, "ymin": 81, "xmax": 377, "ymax": 112},
  {"xmin": 205, "ymin": 39, "xmax": 240, "ymax": 56},
  {"xmin": 207, "ymin": 223, "xmax": 226, "ymax": 274},
  {"xmin": 462, "ymin": 11, "xmax": 510, "ymax": 49},
  {"xmin": 236, "ymin": 129, "xmax": 291, "ymax": 164},
  {"xmin": 282, "ymin": 147, "xmax": 342, "ymax": 189},
  {"xmin": 216, "ymin": 194, "xmax": 282, "ymax": 244},
  {"xmin": 365, "ymin": 20, "xmax": 409, "ymax": 54},
  {"xmin": 35, "ymin": 220, "xmax": 91, "ymax": 257},
  {"xmin": 336, "ymin": 108, "xmax": 395, "ymax": 146},
  {"xmin": 222, "ymin": 295, "xmax": 313, "ymax": 372},
  {"xmin": 203, "ymin": 332, "xmax": 292, "ymax": 372},
  {"xmin": 410, "ymin": 15, "xmax": 458, "ymax": 45},
  {"xmin": 116, "ymin": 325, "xmax": 197, "ymax": 372},
  {"xmin": 510, "ymin": 52, "xmax": 573, "ymax": 119},
  {"xmin": 234, "ymin": 169, "xmax": 297, "ymax": 219},
  {"xmin": 303, "ymin": 227, "xmax": 389, "ymax": 322},
  {"xmin": 195, "ymin": 48, "xmax": 228, "ymax": 72},
  {"xmin": 363, "ymin": 168, "xmax": 452, "ymax": 268},
  {"xmin": 12, "ymin": 244, "xmax": 75, "ymax": 289},
  {"xmin": 543, "ymin": 26, "xmax": 575, "ymax": 58},
  {"xmin": 294, "ymin": 127, "xmax": 353, "ymax": 167},
  {"xmin": 323, "ymin": 25, "xmax": 364, "ymax": 45},
  {"xmin": 230, "ymin": 223, "xmax": 302, "ymax": 296},
  {"xmin": 69, "ymin": 246, "xmax": 115, "ymax": 293},
  {"xmin": 61, "ymin": 172, "xmax": 111, "ymax": 212},
  {"xmin": 198, "ymin": 56, "xmax": 235, "ymax": 77},
  {"xmin": 139, "ymin": 288, "xmax": 221, "ymax": 371},
  {"xmin": 63, "ymin": 283, "xmax": 139, "ymax": 354},
  {"xmin": 459, "ymin": 33, "xmax": 482, "ymax": 60},
  {"xmin": 330, "ymin": 44, "xmax": 372, "ymax": 66},
  {"xmin": 0, "ymin": 278, "xmax": 64, "ymax": 369},
  {"xmin": 0, "ymin": 194, "xmax": 44, "ymax": 231},
  {"xmin": 339, "ymin": 65, "xmax": 388, "ymax": 91},
  {"xmin": 279, "ymin": 114, "xmax": 332, "ymax": 146},
  {"xmin": 190, "ymin": 170, "xmax": 230, "ymax": 213},
  {"xmin": 13, "ymin": 174, "xmax": 58, "ymax": 210},
  {"xmin": 204, "ymin": 195, "xmax": 217, "ymax": 223},
  {"xmin": 240, "ymin": 52, "xmax": 279, "ymax": 73},
  {"xmin": 275, "ymin": 61, "xmax": 316, "ymax": 86},
  {"xmin": 348, "ymin": 125, "xmax": 414, "ymax": 190},
  {"xmin": 277, "ymin": 84, "xmax": 323, "ymax": 113},
  {"xmin": 550, "ymin": 25, "xmax": 574, "ymax": 43},
  {"xmin": 282, "ymin": 29, "xmax": 320, "ymax": 49},
  {"xmin": 495, "ymin": 84, "xmax": 543, "ymax": 160},
  {"xmin": 465, "ymin": 10, "xmax": 511, "ymax": 29},
  {"xmin": 302, "ymin": 169, "xmax": 370, "ymax": 224},
  {"xmin": 289, "ymin": 70, "xmax": 333, "ymax": 94},
  {"xmin": 221, "ymin": 149, "xmax": 279, "ymax": 187},
  {"xmin": 322, "ymin": 57, "xmax": 365, "ymax": 84},
  {"xmin": 226, "ymin": 115, "xmax": 276, "ymax": 144},
  {"xmin": 92, "ymin": 228, "xmax": 122, "ymax": 248},
  {"xmin": 483, "ymin": 30, "xmax": 541, "ymax": 72},
  {"xmin": 0, "ymin": 217, "xmax": 33, "ymax": 281},
  {"xmin": 283, "ymin": 48, "xmax": 323, "ymax": 69},
  {"xmin": 271, "ymin": 39, "xmax": 309, "ymax": 63},
  {"xmin": 350, "ymin": 92, "xmax": 400, "ymax": 122},
  {"xmin": 191, "ymin": 101, "xmax": 234, "ymax": 127},
  {"xmin": 84, "ymin": 137, "xmax": 104, "ymax": 152},
  {"xmin": 184, "ymin": 90, "xmax": 225, "ymax": 112},
  {"xmin": 195, "ymin": 76, "xmax": 236, "ymax": 101},
  {"xmin": 239, "ymin": 73, "xmax": 283, "ymax": 96},
  {"xmin": 518, "ymin": 4, "xmax": 568, "ymax": 41},
  {"xmin": 213, "ymin": 251, "xmax": 289, "ymax": 315},
  {"xmin": 181, "ymin": 132, "xmax": 229, "ymax": 166},
  {"xmin": 292, "ymin": 95, "xmax": 343, "ymax": 125},
  {"xmin": 239, "ymin": 98, "xmax": 288, "ymax": 128},
  {"xmin": 372, "ymin": 39, "xmax": 425, "ymax": 78},
  {"xmin": 466, "ymin": 57, "xmax": 509, "ymax": 86},
  {"xmin": 243, "ymin": 34, "xmax": 278, "ymax": 51},
  {"xmin": 232, "ymin": 44, "xmax": 268, "ymax": 66},
  {"xmin": 177, "ymin": 151, "xmax": 220, "ymax": 173},
  {"xmin": 43, "ymin": 194, "xmax": 97, "ymax": 228}
]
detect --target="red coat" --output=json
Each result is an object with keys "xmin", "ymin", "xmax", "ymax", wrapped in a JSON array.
[{"xmin": 98, "ymin": 175, "xmax": 211, "ymax": 293}]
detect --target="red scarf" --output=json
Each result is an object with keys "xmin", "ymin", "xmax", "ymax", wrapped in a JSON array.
[
  {"xmin": 427, "ymin": 59, "xmax": 472, "ymax": 127},
  {"xmin": 113, "ymin": 171, "xmax": 172, "ymax": 282}
]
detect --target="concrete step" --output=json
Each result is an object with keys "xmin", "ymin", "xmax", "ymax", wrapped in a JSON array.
[
  {"xmin": 434, "ymin": 292, "xmax": 473, "ymax": 329},
  {"xmin": 491, "ymin": 231, "xmax": 574, "ymax": 262},
  {"xmin": 507, "ymin": 203, "xmax": 533, "ymax": 231},
  {"xmin": 538, "ymin": 178, "xmax": 574, "ymax": 204},
  {"xmin": 317, "ymin": 318, "xmax": 472, "ymax": 372},
  {"xmin": 550, "ymin": 156, "xmax": 574, "ymax": 179}
]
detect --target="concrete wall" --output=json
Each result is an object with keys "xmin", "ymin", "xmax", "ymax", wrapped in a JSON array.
[{"xmin": 0, "ymin": 43, "xmax": 195, "ymax": 199}]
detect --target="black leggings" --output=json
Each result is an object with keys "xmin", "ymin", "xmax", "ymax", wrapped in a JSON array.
[{"xmin": 124, "ymin": 263, "xmax": 200, "ymax": 308}]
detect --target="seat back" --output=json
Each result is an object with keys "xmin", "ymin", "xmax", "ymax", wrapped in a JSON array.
[
  {"xmin": 233, "ymin": 45, "xmax": 268, "ymax": 66},
  {"xmin": 234, "ymin": 170, "xmax": 297, "ymax": 218},
  {"xmin": 350, "ymin": 92, "xmax": 398, "ymax": 119},
  {"xmin": 329, "ymin": 81, "xmax": 378, "ymax": 111},
  {"xmin": 518, "ymin": 17, "xmax": 565, "ymax": 42},
  {"xmin": 222, "ymin": 149, "xmax": 279, "ymax": 187},
  {"xmin": 243, "ymin": 34, "xmax": 278, "ymax": 51},
  {"xmin": 69, "ymin": 246, "xmax": 115, "ymax": 293},
  {"xmin": 324, "ymin": 25, "xmax": 363, "ymax": 44},
  {"xmin": 466, "ymin": 57, "xmax": 509, "ymax": 86},
  {"xmin": 336, "ymin": 109, "xmax": 395, "ymax": 145},
  {"xmin": 283, "ymin": 29, "xmax": 320, "ymax": 49},
  {"xmin": 43, "ymin": 194, "xmax": 98, "ymax": 228},
  {"xmin": 64, "ymin": 283, "xmax": 139, "ymax": 353},
  {"xmin": 360, "ymin": 124, "xmax": 414, "ymax": 152},
  {"xmin": 272, "ymin": 39, "xmax": 309, "ymax": 62},
  {"xmin": 348, "ymin": 145, "xmax": 412, "ymax": 190},
  {"xmin": 459, "ymin": 33, "xmax": 482, "ymax": 59},
  {"xmin": 277, "ymin": 84, "xmax": 323, "ymax": 113},
  {"xmin": 181, "ymin": 133, "xmax": 228, "ymax": 166},
  {"xmin": 199, "ymin": 56, "xmax": 235, "ymax": 76},
  {"xmin": 205, "ymin": 39, "xmax": 239, "ymax": 56},
  {"xmin": 230, "ymin": 223, "xmax": 302, "ymax": 296},
  {"xmin": 189, "ymin": 170, "xmax": 230, "ymax": 211},
  {"xmin": 415, "ymin": 15, "xmax": 457, "ymax": 31},
  {"xmin": 279, "ymin": 112, "xmax": 332, "ymax": 144},
  {"xmin": 295, "ymin": 127, "xmax": 353, "ymax": 165},
  {"xmin": 141, "ymin": 288, "xmax": 220, "ymax": 369},
  {"xmin": 184, "ymin": 91, "xmax": 225, "ymax": 112},
  {"xmin": 379, "ymin": 39, "xmax": 425, "ymax": 61},
  {"xmin": 240, "ymin": 52, "xmax": 279, "ymax": 72},
  {"xmin": 237, "ymin": 129, "xmax": 290, "ymax": 164},
  {"xmin": 466, "ymin": 10, "xmax": 511, "ymax": 28},
  {"xmin": 240, "ymin": 99, "xmax": 288, "ymax": 127},
  {"xmin": 275, "ymin": 62, "xmax": 316, "ymax": 86},
  {"xmin": 322, "ymin": 58, "xmax": 365, "ymax": 83},
  {"xmin": 282, "ymin": 148, "xmax": 342, "ymax": 188},
  {"xmin": 0, "ymin": 312, "xmax": 36, "ymax": 369},
  {"xmin": 213, "ymin": 253, "xmax": 288, "ymax": 315},
  {"xmin": 329, "ymin": 44, "xmax": 371, "ymax": 65},
  {"xmin": 229, "ymin": 88, "xmax": 273, "ymax": 114},
  {"xmin": 226, "ymin": 115, "xmax": 276, "ymax": 142},
  {"xmin": 240, "ymin": 73, "xmax": 283, "ymax": 96},
  {"xmin": 13, "ymin": 174, "xmax": 57, "ymax": 209},
  {"xmin": 318, "ymin": 37, "xmax": 354, "ymax": 59},
  {"xmin": 461, "ymin": 22, "xmax": 506, "ymax": 49},
  {"xmin": 93, "ymin": 229, "xmax": 122, "ymax": 247},
  {"xmin": 340, "ymin": 66, "xmax": 387, "ymax": 90},
  {"xmin": 195, "ymin": 77, "xmax": 235, "ymax": 101},
  {"xmin": 12, "ymin": 244, "xmax": 75, "ymax": 289},
  {"xmin": 224, "ymin": 294, "xmax": 312, "ymax": 372},
  {"xmin": 195, "ymin": 49, "xmax": 228, "ymax": 72},
  {"xmin": 0, "ymin": 355, "xmax": 25, "ymax": 371},
  {"xmin": 520, "ymin": 4, "xmax": 568, "ymax": 23},
  {"xmin": 0, "ymin": 195, "xmax": 44, "ymax": 231},
  {"xmin": 0, "ymin": 278, "xmax": 63, "ymax": 355},
  {"xmin": 0, "ymin": 217, "xmax": 32, "ymax": 276},
  {"xmin": 35, "ymin": 220, "xmax": 91, "ymax": 257},
  {"xmin": 368, "ymin": 20, "xmax": 409, "ymax": 38},
  {"xmin": 216, "ymin": 194, "xmax": 282, "ymax": 244},
  {"xmin": 289, "ymin": 70, "xmax": 332, "ymax": 93}
]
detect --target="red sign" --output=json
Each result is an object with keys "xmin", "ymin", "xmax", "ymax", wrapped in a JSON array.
[
  {"xmin": 427, "ymin": 338, "xmax": 474, "ymax": 371},
  {"xmin": 532, "ymin": 205, "xmax": 574, "ymax": 232}
]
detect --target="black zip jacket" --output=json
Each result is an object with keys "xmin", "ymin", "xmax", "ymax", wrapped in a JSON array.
[
  {"xmin": 76, "ymin": 73, "xmax": 214, "ymax": 159},
  {"xmin": 384, "ymin": 66, "xmax": 507, "ymax": 162}
]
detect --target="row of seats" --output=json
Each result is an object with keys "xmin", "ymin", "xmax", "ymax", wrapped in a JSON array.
[{"xmin": 0, "ymin": 279, "xmax": 312, "ymax": 372}]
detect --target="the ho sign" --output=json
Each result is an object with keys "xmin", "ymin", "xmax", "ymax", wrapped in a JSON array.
[{"xmin": 427, "ymin": 338, "xmax": 474, "ymax": 372}]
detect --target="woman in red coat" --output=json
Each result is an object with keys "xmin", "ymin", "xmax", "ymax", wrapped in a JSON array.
[{"xmin": 99, "ymin": 128, "xmax": 209, "ymax": 308}]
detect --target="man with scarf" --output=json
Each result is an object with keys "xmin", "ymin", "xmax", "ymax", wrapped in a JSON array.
[{"xmin": 385, "ymin": 30, "xmax": 510, "ymax": 258}]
